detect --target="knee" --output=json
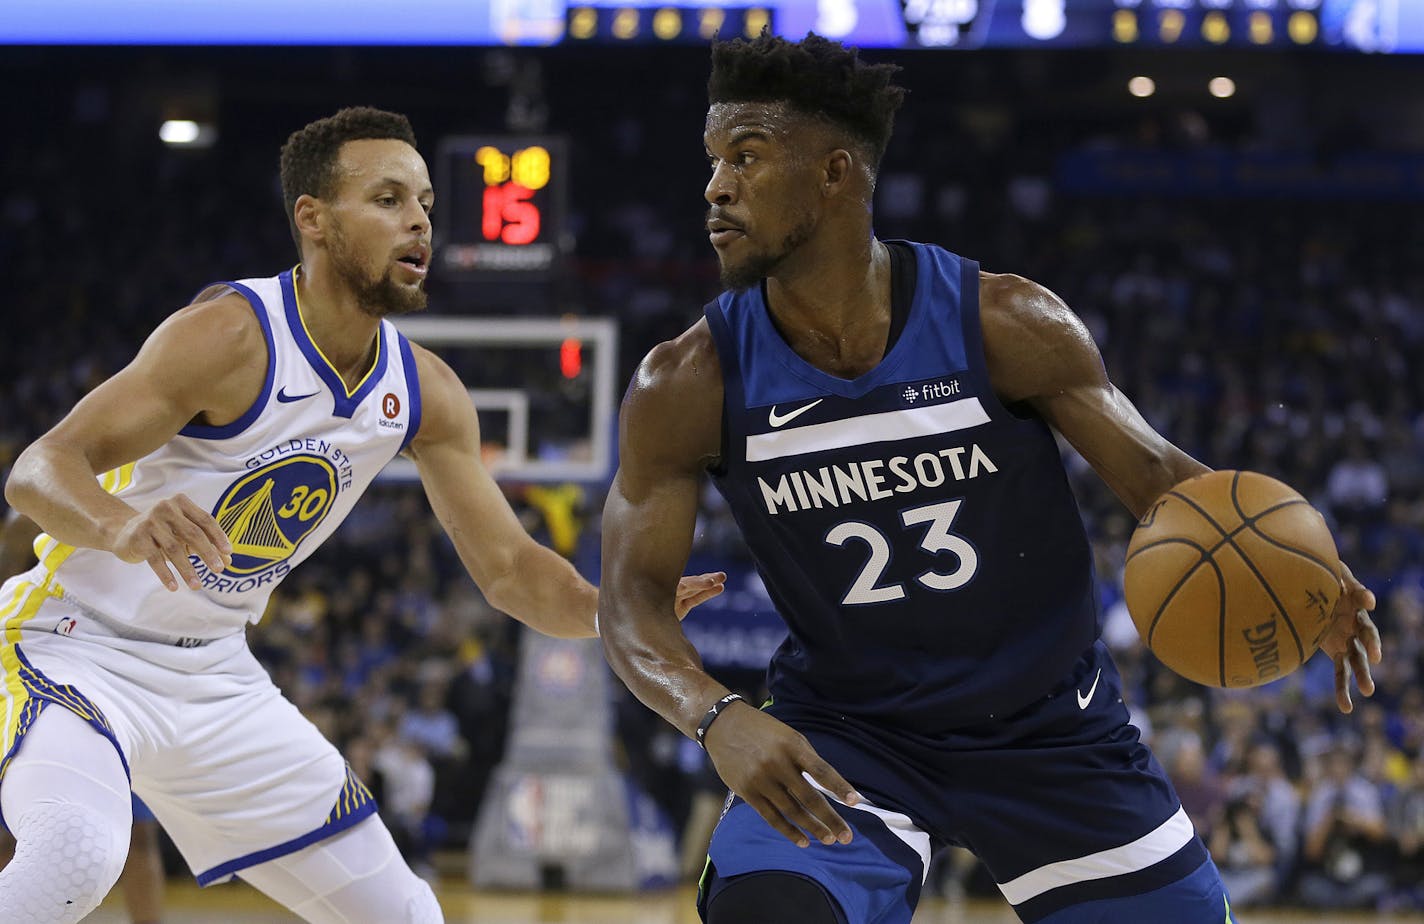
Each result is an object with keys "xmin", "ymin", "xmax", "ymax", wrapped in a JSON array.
[
  {"xmin": 402, "ymin": 875, "xmax": 443, "ymax": 923},
  {"xmin": 36, "ymin": 800, "xmax": 130, "ymax": 899},
  {"xmin": 3, "ymin": 801, "xmax": 130, "ymax": 921}
]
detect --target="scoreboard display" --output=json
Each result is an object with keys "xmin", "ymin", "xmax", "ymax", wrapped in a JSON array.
[
  {"xmin": 5, "ymin": 0, "xmax": 1419, "ymax": 52},
  {"xmin": 437, "ymin": 136, "xmax": 568, "ymax": 277},
  {"xmin": 552, "ymin": 0, "xmax": 1406, "ymax": 51}
]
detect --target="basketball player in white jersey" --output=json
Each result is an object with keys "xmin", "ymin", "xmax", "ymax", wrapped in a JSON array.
[{"xmin": 0, "ymin": 107, "xmax": 725, "ymax": 924}]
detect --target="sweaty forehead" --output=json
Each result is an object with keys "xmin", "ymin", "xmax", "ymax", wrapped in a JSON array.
[{"xmin": 703, "ymin": 101, "xmax": 803, "ymax": 146}]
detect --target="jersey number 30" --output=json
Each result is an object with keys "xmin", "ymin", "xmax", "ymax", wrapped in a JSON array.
[{"xmin": 824, "ymin": 499, "xmax": 978, "ymax": 605}]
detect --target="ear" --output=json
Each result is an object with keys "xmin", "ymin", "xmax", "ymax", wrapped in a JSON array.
[
  {"xmin": 821, "ymin": 149, "xmax": 855, "ymax": 198},
  {"xmin": 293, "ymin": 194, "xmax": 324, "ymax": 247}
]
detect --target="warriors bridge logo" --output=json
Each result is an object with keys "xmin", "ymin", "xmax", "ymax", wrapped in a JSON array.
[{"xmin": 209, "ymin": 453, "xmax": 339, "ymax": 579}]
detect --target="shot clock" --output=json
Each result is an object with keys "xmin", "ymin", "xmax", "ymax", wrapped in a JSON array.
[{"xmin": 437, "ymin": 135, "xmax": 568, "ymax": 277}]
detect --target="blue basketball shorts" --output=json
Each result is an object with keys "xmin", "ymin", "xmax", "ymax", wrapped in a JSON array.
[{"xmin": 698, "ymin": 642, "xmax": 1236, "ymax": 923}]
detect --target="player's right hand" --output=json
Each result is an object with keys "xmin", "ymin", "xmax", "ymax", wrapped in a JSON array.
[
  {"xmin": 703, "ymin": 703, "xmax": 862, "ymax": 848},
  {"xmin": 110, "ymin": 494, "xmax": 233, "ymax": 592}
]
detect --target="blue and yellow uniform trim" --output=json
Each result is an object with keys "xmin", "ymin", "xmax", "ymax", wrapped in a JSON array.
[
  {"xmin": 193, "ymin": 761, "xmax": 379, "ymax": 886},
  {"xmin": 1, "ymin": 461, "xmax": 140, "ymax": 811},
  {"xmin": 0, "ymin": 577, "xmax": 131, "ymax": 832},
  {"xmin": 281, "ymin": 268, "xmax": 390, "ymax": 418}
]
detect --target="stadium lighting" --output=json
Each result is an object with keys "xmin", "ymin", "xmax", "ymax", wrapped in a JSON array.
[
  {"xmin": 159, "ymin": 119, "xmax": 216, "ymax": 148},
  {"xmin": 1127, "ymin": 76, "xmax": 1156, "ymax": 98},
  {"xmin": 1208, "ymin": 77, "xmax": 1237, "ymax": 99}
]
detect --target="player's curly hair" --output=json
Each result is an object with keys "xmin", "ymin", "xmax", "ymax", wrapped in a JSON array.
[
  {"xmin": 279, "ymin": 106, "xmax": 418, "ymax": 257},
  {"xmin": 708, "ymin": 32, "xmax": 906, "ymax": 170}
]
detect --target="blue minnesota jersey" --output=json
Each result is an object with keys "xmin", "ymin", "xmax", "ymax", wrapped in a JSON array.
[{"xmin": 704, "ymin": 243, "xmax": 1099, "ymax": 729}]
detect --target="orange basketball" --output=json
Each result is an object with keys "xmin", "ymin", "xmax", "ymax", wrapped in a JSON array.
[{"xmin": 1124, "ymin": 470, "xmax": 1341, "ymax": 688}]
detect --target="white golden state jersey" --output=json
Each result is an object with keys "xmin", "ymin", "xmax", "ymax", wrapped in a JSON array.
[{"xmin": 34, "ymin": 269, "xmax": 421, "ymax": 639}]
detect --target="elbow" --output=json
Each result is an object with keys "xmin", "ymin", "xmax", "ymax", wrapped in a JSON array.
[
  {"xmin": 4, "ymin": 444, "xmax": 40, "ymax": 512},
  {"xmin": 480, "ymin": 575, "xmax": 519, "ymax": 626},
  {"xmin": 592, "ymin": 598, "xmax": 637, "ymax": 677},
  {"xmin": 597, "ymin": 619, "xmax": 632, "ymax": 672},
  {"xmin": 599, "ymin": 629, "xmax": 644, "ymax": 691}
]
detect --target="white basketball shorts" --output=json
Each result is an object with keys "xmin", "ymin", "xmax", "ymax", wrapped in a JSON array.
[{"xmin": 0, "ymin": 572, "xmax": 376, "ymax": 885}]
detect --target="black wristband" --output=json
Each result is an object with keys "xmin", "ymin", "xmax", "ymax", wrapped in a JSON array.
[{"xmin": 695, "ymin": 693, "xmax": 745, "ymax": 749}]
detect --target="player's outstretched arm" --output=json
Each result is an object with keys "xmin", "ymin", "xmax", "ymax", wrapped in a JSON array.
[
  {"xmin": 979, "ymin": 271, "xmax": 1378, "ymax": 712},
  {"xmin": 408, "ymin": 345, "xmax": 598, "ymax": 637},
  {"xmin": 3, "ymin": 296, "xmax": 255, "ymax": 590},
  {"xmin": 979, "ymin": 272, "xmax": 1209, "ymax": 520},
  {"xmin": 599, "ymin": 323, "xmax": 859, "ymax": 849},
  {"xmin": 407, "ymin": 344, "xmax": 723, "ymax": 638}
]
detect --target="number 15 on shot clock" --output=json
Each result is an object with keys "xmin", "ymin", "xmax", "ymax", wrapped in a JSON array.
[{"xmin": 437, "ymin": 135, "xmax": 568, "ymax": 276}]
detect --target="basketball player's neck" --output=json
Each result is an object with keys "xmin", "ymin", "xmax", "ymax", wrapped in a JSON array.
[
  {"xmin": 292, "ymin": 265, "xmax": 382, "ymax": 390},
  {"xmin": 764, "ymin": 235, "xmax": 892, "ymax": 377}
]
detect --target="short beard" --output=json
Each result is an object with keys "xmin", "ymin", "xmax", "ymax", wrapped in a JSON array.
[
  {"xmin": 351, "ymin": 270, "xmax": 427, "ymax": 319},
  {"xmin": 718, "ymin": 217, "xmax": 815, "ymax": 292},
  {"xmin": 328, "ymin": 223, "xmax": 427, "ymax": 318}
]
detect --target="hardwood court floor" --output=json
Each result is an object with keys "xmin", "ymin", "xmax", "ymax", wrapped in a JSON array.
[{"xmin": 83, "ymin": 880, "xmax": 1424, "ymax": 922}]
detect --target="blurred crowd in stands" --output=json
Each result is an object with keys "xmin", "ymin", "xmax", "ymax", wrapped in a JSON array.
[{"xmin": 1, "ymin": 45, "xmax": 1421, "ymax": 911}]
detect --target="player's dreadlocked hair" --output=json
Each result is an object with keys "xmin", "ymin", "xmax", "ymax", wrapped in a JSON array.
[
  {"xmin": 279, "ymin": 106, "xmax": 418, "ymax": 257},
  {"xmin": 709, "ymin": 32, "xmax": 906, "ymax": 170}
]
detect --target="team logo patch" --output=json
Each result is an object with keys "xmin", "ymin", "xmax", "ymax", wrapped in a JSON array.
[{"xmin": 211, "ymin": 453, "xmax": 339, "ymax": 575}]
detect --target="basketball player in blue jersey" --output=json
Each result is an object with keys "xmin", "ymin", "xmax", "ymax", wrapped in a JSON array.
[
  {"xmin": 0, "ymin": 107, "xmax": 724, "ymax": 924},
  {"xmin": 597, "ymin": 35, "xmax": 1381, "ymax": 924}
]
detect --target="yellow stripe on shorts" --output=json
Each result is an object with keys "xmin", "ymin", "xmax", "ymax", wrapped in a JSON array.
[
  {"xmin": 0, "ymin": 544, "xmax": 103, "ymax": 784},
  {"xmin": 325, "ymin": 762, "xmax": 377, "ymax": 825},
  {"xmin": 0, "ymin": 578, "xmax": 57, "ymax": 764}
]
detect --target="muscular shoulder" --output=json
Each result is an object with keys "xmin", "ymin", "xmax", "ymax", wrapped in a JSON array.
[
  {"xmin": 142, "ymin": 292, "xmax": 269, "ymax": 396},
  {"xmin": 634, "ymin": 318, "xmax": 722, "ymax": 400},
  {"xmin": 623, "ymin": 318, "xmax": 723, "ymax": 469},
  {"xmin": 407, "ymin": 340, "xmax": 462, "ymax": 394},
  {"xmin": 978, "ymin": 271, "xmax": 1106, "ymax": 406},
  {"xmin": 158, "ymin": 291, "xmax": 267, "ymax": 363},
  {"xmin": 405, "ymin": 342, "xmax": 472, "ymax": 453}
]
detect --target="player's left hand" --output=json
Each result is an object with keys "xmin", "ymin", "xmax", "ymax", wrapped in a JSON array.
[
  {"xmin": 1321, "ymin": 561, "xmax": 1381, "ymax": 715},
  {"xmin": 674, "ymin": 571, "xmax": 726, "ymax": 620}
]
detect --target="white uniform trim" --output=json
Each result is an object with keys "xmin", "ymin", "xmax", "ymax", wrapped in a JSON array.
[
  {"xmin": 997, "ymin": 805, "xmax": 1195, "ymax": 905},
  {"xmin": 746, "ymin": 397, "xmax": 991, "ymax": 463},
  {"xmin": 806, "ymin": 775, "xmax": 933, "ymax": 882}
]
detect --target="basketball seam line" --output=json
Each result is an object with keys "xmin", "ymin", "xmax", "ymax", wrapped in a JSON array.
[
  {"xmin": 1132, "ymin": 480, "xmax": 1316, "ymax": 684},
  {"xmin": 1240, "ymin": 526, "xmax": 1339, "ymax": 577},
  {"xmin": 1135, "ymin": 488, "xmax": 1279, "ymax": 651},
  {"xmin": 1240, "ymin": 529, "xmax": 1340, "ymax": 648},
  {"xmin": 1145, "ymin": 546, "xmax": 1224, "ymax": 655},
  {"xmin": 1228, "ymin": 474, "xmax": 1307, "ymax": 665},
  {"xmin": 1125, "ymin": 497, "xmax": 1306, "ymax": 562},
  {"xmin": 1201, "ymin": 501, "xmax": 1308, "ymax": 560},
  {"xmin": 1122, "ymin": 501, "xmax": 1304, "ymax": 558},
  {"xmin": 1146, "ymin": 485, "xmax": 1309, "ymax": 668},
  {"xmin": 1141, "ymin": 537, "xmax": 1213, "ymax": 647}
]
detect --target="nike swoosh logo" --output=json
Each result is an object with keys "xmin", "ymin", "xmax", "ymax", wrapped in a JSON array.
[
  {"xmin": 276, "ymin": 387, "xmax": 319, "ymax": 403},
  {"xmin": 768, "ymin": 399, "xmax": 823, "ymax": 428},
  {"xmin": 1076, "ymin": 668, "xmax": 1102, "ymax": 710}
]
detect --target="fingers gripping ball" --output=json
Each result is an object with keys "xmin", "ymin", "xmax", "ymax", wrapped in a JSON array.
[{"xmin": 1125, "ymin": 470, "xmax": 1341, "ymax": 688}]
